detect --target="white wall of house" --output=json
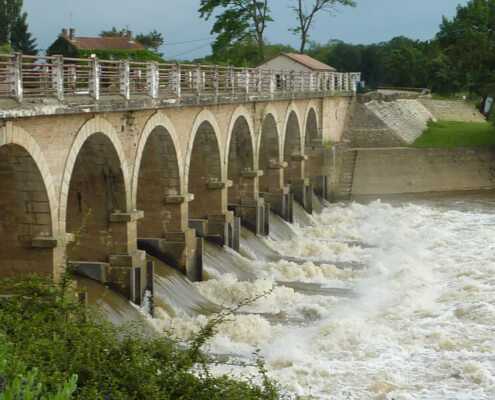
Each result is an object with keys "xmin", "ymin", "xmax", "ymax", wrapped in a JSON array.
[{"xmin": 258, "ymin": 56, "xmax": 312, "ymax": 72}]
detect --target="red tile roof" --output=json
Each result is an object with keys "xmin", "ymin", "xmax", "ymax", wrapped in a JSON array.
[
  {"xmin": 281, "ymin": 53, "xmax": 336, "ymax": 71},
  {"xmin": 68, "ymin": 36, "xmax": 145, "ymax": 51}
]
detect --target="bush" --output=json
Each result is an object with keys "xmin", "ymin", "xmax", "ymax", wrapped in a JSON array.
[{"xmin": 0, "ymin": 275, "xmax": 283, "ymax": 400}]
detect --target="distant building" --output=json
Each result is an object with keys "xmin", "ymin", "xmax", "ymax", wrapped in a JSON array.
[
  {"xmin": 257, "ymin": 52, "xmax": 337, "ymax": 73},
  {"xmin": 47, "ymin": 28, "xmax": 161, "ymax": 61}
]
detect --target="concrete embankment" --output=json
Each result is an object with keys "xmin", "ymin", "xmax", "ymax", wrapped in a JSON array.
[
  {"xmin": 344, "ymin": 98, "xmax": 434, "ymax": 148},
  {"xmin": 419, "ymin": 99, "xmax": 486, "ymax": 123},
  {"xmin": 351, "ymin": 147, "xmax": 495, "ymax": 196}
]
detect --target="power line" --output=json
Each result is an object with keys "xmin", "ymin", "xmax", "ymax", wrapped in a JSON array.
[
  {"xmin": 163, "ymin": 37, "xmax": 214, "ymax": 46},
  {"xmin": 168, "ymin": 40, "xmax": 214, "ymax": 59}
]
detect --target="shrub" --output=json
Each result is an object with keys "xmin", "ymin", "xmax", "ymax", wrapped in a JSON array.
[{"xmin": 0, "ymin": 275, "xmax": 284, "ymax": 400}]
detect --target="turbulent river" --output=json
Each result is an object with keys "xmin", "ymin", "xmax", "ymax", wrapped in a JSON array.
[{"xmin": 134, "ymin": 193, "xmax": 495, "ymax": 399}]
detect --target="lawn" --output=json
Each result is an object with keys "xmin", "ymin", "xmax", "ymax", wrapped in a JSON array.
[{"xmin": 410, "ymin": 120, "xmax": 495, "ymax": 147}]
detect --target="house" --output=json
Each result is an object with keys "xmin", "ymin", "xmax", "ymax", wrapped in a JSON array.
[
  {"xmin": 257, "ymin": 52, "xmax": 336, "ymax": 73},
  {"xmin": 47, "ymin": 28, "xmax": 161, "ymax": 62}
]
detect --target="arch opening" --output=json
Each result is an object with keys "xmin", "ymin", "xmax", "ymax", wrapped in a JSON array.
[
  {"xmin": 0, "ymin": 144, "xmax": 53, "ymax": 277},
  {"xmin": 188, "ymin": 121, "xmax": 222, "ymax": 219},
  {"xmin": 66, "ymin": 133, "xmax": 127, "ymax": 262},
  {"xmin": 227, "ymin": 116, "xmax": 254, "ymax": 204},
  {"xmin": 305, "ymin": 108, "xmax": 319, "ymax": 147},
  {"xmin": 136, "ymin": 126, "xmax": 181, "ymax": 237},
  {"xmin": 259, "ymin": 114, "xmax": 281, "ymax": 192},
  {"xmin": 284, "ymin": 111, "xmax": 302, "ymax": 184}
]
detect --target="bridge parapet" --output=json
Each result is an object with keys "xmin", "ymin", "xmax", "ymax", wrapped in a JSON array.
[{"xmin": 0, "ymin": 53, "xmax": 360, "ymax": 106}]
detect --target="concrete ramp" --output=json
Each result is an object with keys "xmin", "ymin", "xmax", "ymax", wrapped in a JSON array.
[
  {"xmin": 366, "ymin": 99, "xmax": 434, "ymax": 143},
  {"xmin": 345, "ymin": 99, "xmax": 434, "ymax": 147},
  {"xmin": 419, "ymin": 99, "xmax": 486, "ymax": 123}
]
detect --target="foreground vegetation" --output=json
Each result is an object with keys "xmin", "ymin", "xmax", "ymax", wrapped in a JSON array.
[
  {"xmin": 0, "ymin": 275, "xmax": 282, "ymax": 400},
  {"xmin": 410, "ymin": 121, "xmax": 495, "ymax": 148}
]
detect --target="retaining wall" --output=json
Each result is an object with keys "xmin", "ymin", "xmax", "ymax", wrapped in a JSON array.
[{"xmin": 352, "ymin": 147, "xmax": 495, "ymax": 196}]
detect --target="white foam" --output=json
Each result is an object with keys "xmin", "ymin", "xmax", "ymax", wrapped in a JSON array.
[{"xmin": 150, "ymin": 194, "xmax": 495, "ymax": 399}]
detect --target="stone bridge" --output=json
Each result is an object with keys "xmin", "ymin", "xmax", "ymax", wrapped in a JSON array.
[{"xmin": 0, "ymin": 53, "xmax": 359, "ymax": 303}]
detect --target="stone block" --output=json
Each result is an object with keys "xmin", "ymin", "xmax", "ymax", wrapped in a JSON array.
[{"xmin": 109, "ymin": 210, "xmax": 144, "ymax": 222}]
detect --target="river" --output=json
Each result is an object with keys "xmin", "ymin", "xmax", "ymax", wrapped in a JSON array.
[{"xmin": 147, "ymin": 193, "xmax": 495, "ymax": 399}]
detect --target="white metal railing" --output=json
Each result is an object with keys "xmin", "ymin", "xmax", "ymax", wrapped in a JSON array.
[{"xmin": 0, "ymin": 53, "xmax": 361, "ymax": 102}]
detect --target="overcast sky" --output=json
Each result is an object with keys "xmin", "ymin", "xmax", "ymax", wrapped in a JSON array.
[{"xmin": 24, "ymin": 0, "xmax": 469, "ymax": 60}]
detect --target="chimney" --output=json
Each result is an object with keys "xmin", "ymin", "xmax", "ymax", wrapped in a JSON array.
[
  {"xmin": 126, "ymin": 30, "xmax": 133, "ymax": 41},
  {"xmin": 62, "ymin": 28, "xmax": 68, "ymax": 38},
  {"xmin": 119, "ymin": 30, "xmax": 125, "ymax": 37},
  {"xmin": 69, "ymin": 28, "xmax": 75, "ymax": 40}
]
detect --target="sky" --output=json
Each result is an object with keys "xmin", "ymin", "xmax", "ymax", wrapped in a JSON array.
[{"xmin": 23, "ymin": 0, "xmax": 470, "ymax": 60}]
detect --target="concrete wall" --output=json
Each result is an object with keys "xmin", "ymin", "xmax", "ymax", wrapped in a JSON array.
[{"xmin": 352, "ymin": 147, "xmax": 495, "ymax": 196}]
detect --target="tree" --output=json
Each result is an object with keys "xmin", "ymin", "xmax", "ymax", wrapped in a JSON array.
[
  {"xmin": 198, "ymin": 0, "xmax": 272, "ymax": 62},
  {"xmin": 10, "ymin": 11, "xmax": 37, "ymax": 55},
  {"xmin": 290, "ymin": 0, "xmax": 356, "ymax": 54},
  {"xmin": 99, "ymin": 26, "xmax": 120, "ymax": 37},
  {"xmin": 0, "ymin": 0, "xmax": 22, "ymax": 45},
  {"xmin": 135, "ymin": 29, "xmax": 164, "ymax": 57},
  {"xmin": 437, "ymin": 0, "xmax": 495, "ymax": 108}
]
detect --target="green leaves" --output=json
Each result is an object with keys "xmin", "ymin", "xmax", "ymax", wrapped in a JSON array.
[
  {"xmin": 0, "ymin": 276, "xmax": 282, "ymax": 399},
  {"xmin": 198, "ymin": 0, "xmax": 272, "ymax": 62}
]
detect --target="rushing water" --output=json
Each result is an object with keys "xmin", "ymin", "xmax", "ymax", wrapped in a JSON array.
[{"xmin": 149, "ymin": 192, "xmax": 495, "ymax": 399}]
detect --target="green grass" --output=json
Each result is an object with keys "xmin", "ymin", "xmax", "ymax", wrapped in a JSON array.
[{"xmin": 410, "ymin": 120, "xmax": 495, "ymax": 148}]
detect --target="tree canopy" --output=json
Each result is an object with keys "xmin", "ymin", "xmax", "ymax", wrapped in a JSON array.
[
  {"xmin": 290, "ymin": 0, "xmax": 356, "ymax": 53},
  {"xmin": 0, "ymin": 0, "xmax": 36, "ymax": 54},
  {"xmin": 437, "ymin": 0, "xmax": 495, "ymax": 101},
  {"xmin": 198, "ymin": 0, "xmax": 272, "ymax": 63}
]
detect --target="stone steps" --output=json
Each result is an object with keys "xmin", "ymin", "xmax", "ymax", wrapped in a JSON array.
[
  {"xmin": 335, "ymin": 150, "xmax": 357, "ymax": 200},
  {"xmin": 419, "ymin": 99, "xmax": 486, "ymax": 123}
]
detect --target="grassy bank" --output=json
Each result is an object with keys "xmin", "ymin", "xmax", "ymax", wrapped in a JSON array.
[
  {"xmin": 0, "ymin": 275, "xmax": 282, "ymax": 400},
  {"xmin": 410, "ymin": 121, "xmax": 495, "ymax": 147}
]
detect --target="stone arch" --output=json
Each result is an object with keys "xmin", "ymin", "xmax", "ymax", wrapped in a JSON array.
[
  {"xmin": 186, "ymin": 110, "xmax": 224, "ymax": 219},
  {"xmin": 258, "ymin": 105, "xmax": 283, "ymax": 193},
  {"xmin": 132, "ymin": 112, "xmax": 184, "ymax": 207},
  {"xmin": 133, "ymin": 112, "xmax": 184, "ymax": 236},
  {"xmin": 0, "ymin": 123, "xmax": 58, "ymax": 277},
  {"xmin": 62, "ymin": 117, "xmax": 130, "ymax": 263},
  {"xmin": 304, "ymin": 101, "xmax": 320, "ymax": 147},
  {"xmin": 225, "ymin": 106, "xmax": 256, "ymax": 204},
  {"xmin": 283, "ymin": 104, "xmax": 304, "ymax": 184}
]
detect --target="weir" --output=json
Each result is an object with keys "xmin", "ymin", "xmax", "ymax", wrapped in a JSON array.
[{"xmin": 0, "ymin": 52, "xmax": 360, "ymax": 305}]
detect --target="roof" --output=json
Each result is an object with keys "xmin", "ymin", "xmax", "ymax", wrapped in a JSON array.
[
  {"xmin": 281, "ymin": 53, "xmax": 336, "ymax": 71},
  {"xmin": 67, "ymin": 36, "xmax": 145, "ymax": 51},
  {"xmin": 258, "ymin": 52, "xmax": 336, "ymax": 72}
]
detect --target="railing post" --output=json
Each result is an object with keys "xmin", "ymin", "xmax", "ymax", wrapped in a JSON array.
[
  {"xmin": 344, "ymin": 73, "xmax": 349, "ymax": 91},
  {"xmin": 269, "ymin": 69, "xmax": 275, "ymax": 94},
  {"xmin": 257, "ymin": 68, "xmax": 262, "ymax": 93},
  {"xmin": 213, "ymin": 65, "xmax": 219, "ymax": 96},
  {"xmin": 172, "ymin": 63, "xmax": 181, "ymax": 98},
  {"xmin": 120, "ymin": 60, "xmax": 130, "ymax": 100},
  {"xmin": 309, "ymin": 72, "xmax": 315, "ymax": 92},
  {"xmin": 338, "ymin": 73, "xmax": 343, "ymax": 91},
  {"xmin": 243, "ymin": 67, "xmax": 249, "ymax": 94},
  {"xmin": 8, "ymin": 53, "xmax": 23, "ymax": 102},
  {"xmin": 89, "ymin": 56, "xmax": 100, "ymax": 101},
  {"xmin": 228, "ymin": 66, "xmax": 235, "ymax": 94},
  {"xmin": 147, "ymin": 61, "xmax": 159, "ymax": 98},
  {"xmin": 322, "ymin": 72, "xmax": 328, "ymax": 92},
  {"xmin": 194, "ymin": 64, "xmax": 202, "ymax": 95},
  {"xmin": 52, "ymin": 55, "xmax": 64, "ymax": 101},
  {"xmin": 350, "ymin": 73, "xmax": 356, "ymax": 93}
]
